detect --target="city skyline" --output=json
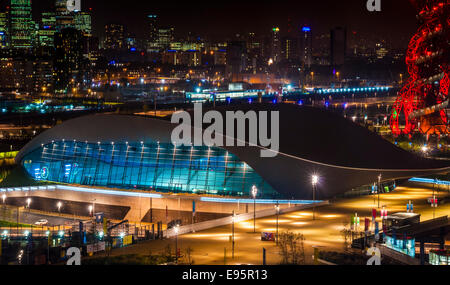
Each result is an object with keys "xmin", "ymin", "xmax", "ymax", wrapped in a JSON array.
[{"xmin": 1, "ymin": 0, "xmax": 418, "ymax": 48}]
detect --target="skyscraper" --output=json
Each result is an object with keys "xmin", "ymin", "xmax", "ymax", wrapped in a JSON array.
[
  {"xmin": 147, "ymin": 14, "xmax": 158, "ymax": 51},
  {"xmin": 55, "ymin": 0, "xmax": 75, "ymax": 32},
  {"xmin": 104, "ymin": 23, "xmax": 125, "ymax": 50},
  {"xmin": 271, "ymin": 27, "xmax": 281, "ymax": 63},
  {"xmin": 300, "ymin": 26, "xmax": 312, "ymax": 69},
  {"xmin": 10, "ymin": 0, "xmax": 34, "ymax": 49},
  {"xmin": 54, "ymin": 28, "xmax": 84, "ymax": 94},
  {"xmin": 330, "ymin": 27, "xmax": 347, "ymax": 67},
  {"xmin": 74, "ymin": 11, "xmax": 92, "ymax": 36},
  {"xmin": 282, "ymin": 36, "xmax": 299, "ymax": 62},
  {"xmin": 0, "ymin": 12, "xmax": 8, "ymax": 48},
  {"xmin": 157, "ymin": 27, "xmax": 174, "ymax": 51},
  {"xmin": 38, "ymin": 12, "xmax": 56, "ymax": 47},
  {"xmin": 226, "ymin": 41, "xmax": 247, "ymax": 78}
]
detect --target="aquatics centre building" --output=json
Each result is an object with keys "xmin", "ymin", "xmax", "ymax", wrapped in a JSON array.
[{"xmin": 15, "ymin": 104, "xmax": 450, "ymax": 201}]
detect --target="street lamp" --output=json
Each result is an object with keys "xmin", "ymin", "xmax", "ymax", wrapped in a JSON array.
[
  {"xmin": 312, "ymin": 175, "xmax": 319, "ymax": 220},
  {"xmin": 89, "ymin": 205, "xmax": 93, "ymax": 216},
  {"xmin": 421, "ymin": 145, "xmax": 429, "ymax": 156},
  {"xmin": 275, "ymin": 203, "xmax": 280, "ymax": 245},
  {"xmin": 57, "ymin": 201, "xmax": 62, "ymax": 214},
  {"xmin": 378, "ymin": 174, "xmax": 382, "ymax": 209},
  {"xmin": 26, "ymin": 198, "xmax": 32, "ymax": 210},
  {"xmin": 252, "ymin": 185, "xmax": 258, "ymax": 233},
  {"xmin": 2, "ymin": 194, "xmax": 6, "ymax": 204},
  {"xmin": 174, "ymin": 224, "xmax": 180, "ymax": 264}
]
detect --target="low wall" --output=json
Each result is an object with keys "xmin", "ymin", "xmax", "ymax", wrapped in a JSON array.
[
  {"xmin": 1, "ymin": 185, "xmax": 322, "ymax": 223},
  {"xmin": 164, "ymin": 201, "xmax": 330, "ymax": 237}
]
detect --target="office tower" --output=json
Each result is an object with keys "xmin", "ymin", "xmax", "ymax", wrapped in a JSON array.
[
  {"xmin": 54, "ymin": 28, "xmax": 84, "ymax": 93},
  {"xmin": 300, "ymin": 26, "xmax": 312, "ymax": 68},
  {"xmin": 0, "ymin": 12, "xmax": 8, "ymax": 48},
  {"xmin": 282, "ymin": 36, "xmax": 299, "ymax": 62},
  {"xmin": 104, "ymin": 23, "xmax": 125, "ymax": 50},
  {"xmin": 10, "ymin": 0, "xmax": 34, "ymax": 49},
  {"xmin": 55, "ymin": 0, "xmax": 75, "ymax": 32},
  {"xmin": 247, "ymin": 32, "xmax": 262, "ymax": 73},
  {"xmin": 147, "ymin": 14, "xmax": 158, "ymax": 50},
  {"xmin": 330, "ymin": 27, "xmax": 347, "ymax": 67},
  {"xmin": 74, "ymin": 11, "xmax": 92, "ymax": 36},
  {"xmin": 38, "ymin": 12, "xmax": 56, "ymax": 47},
  {"xmin": 157, "ymin": 27, "xmax": 174, "ymax": 51},
  {"xmin": 271, "ymin": 27, "xmax": 281, "ymax": 63},
  {"xmin": 226, "ymin": 41, "xmax": 247, "ymax": 77}
]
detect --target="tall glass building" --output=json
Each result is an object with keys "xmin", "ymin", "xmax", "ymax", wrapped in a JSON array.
[
  {"xmin": 21, "ymin": 140, "xmax": 280, "ymax": 198},
  {"xmin": 10, "ymin": 0, "xmax": 34, "ymax": 48}
]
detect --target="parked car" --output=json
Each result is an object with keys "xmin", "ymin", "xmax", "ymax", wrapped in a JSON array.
[{"xmin": 34, "ymin": 219, "xmax": 48, "ymax": 226}]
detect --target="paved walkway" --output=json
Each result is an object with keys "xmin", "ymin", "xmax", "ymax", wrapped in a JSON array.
[{"xmin": 88, "ymin": 182, "xmax": 450, "ymax": 265}]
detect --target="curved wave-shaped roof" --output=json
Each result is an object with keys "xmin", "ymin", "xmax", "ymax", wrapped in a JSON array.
[{"xmin": 16, "ymin": 104, "xmax": 450, "ymax": 199}]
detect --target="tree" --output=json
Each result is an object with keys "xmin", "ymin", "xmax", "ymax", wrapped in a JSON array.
[
  {"xmin": 340, "ymin": 221, "xmax": 352, "ymax": 252},
  {"xmin": 183, "ymin": 247, "xmax": 195, "ymax": 265},
  {"xmin": 277, "ymin": 231, "xmax": 306, "ymax": 265}
]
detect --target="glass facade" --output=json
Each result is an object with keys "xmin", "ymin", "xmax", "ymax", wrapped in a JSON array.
[
  {"xmin": 21, "ymin": 141, "xmax": 281, "ymax": 198},
  {"xmin": 385, "ymin": 235, "xmax": 416, "ymax": 257}
]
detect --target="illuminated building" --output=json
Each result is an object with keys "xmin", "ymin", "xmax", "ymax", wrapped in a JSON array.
[
  {"xmin": 38, "ymin": 12, "xmax": 56, "ymax": 47},
  {"xmin": 157, "ymin": 26, "xmax": 174, "ymax": 51},
  {"xmin": 214, "ymin": 49, "xmax": 227, "ymax": 66},
  {"xmin": 17, "ymin": 104, "xmax": 450, "ymax": 200},
  {"xmin": 330, "ymin": 26, "xmax": 347, "ymax": 67},
  {"xmin": 375, "ymin": 42, "xmax": 388, "ymax": 59},
  {"xmin": 300, "ymin": 26, "xmax": 312, "ymax": 68},
  {"xmin": 147, "ymin": 14, "xmax": 158, "ymax": 51},
  {"xmin": 74, "ymin": 11, "xmax": 92, "ymax": 36},
  {"xmin": 0, "ymin": 12, "xmax": 8, "ymax": 48},
  {"xmin": 54, "ymin": 28, "xmax": 84, "ymax": 94},
  {"xmin": 55, "ymin": 0, "xmax": 75, "ymax": 31},
  {"xmin": 10, "ymin": 0, "xmax": 34, "ymax": 49},
  {"xmin": 271, "ymin": 27, "xmax": 281, "ymax": 63},
  {"xmin": 281, "ymin": 36, "xmax": 299, "ymax": 62},
  {"xmin": 104, "ymin": 23, "xmax": 124, "ymax": 50},
  {"xmin": 0, "ymin": 59, "xmax": 15, "ymax": 90}
]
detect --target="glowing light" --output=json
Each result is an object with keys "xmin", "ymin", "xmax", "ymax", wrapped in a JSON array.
[{"xmin": 312, "ymin": 175, "xmax": 319, "ymax": 186}]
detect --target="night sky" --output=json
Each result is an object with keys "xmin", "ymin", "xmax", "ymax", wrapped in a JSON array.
[{"xmin": 2, "ymin": 0, "xmax": 418, "ymax": 47}]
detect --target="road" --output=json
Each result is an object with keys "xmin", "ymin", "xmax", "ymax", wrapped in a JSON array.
[
  {"xmin": 1, "ymin": 205, "xmax": 83, "ymax": 226},
  {"xmin": 91, "ymin": 181, "xmax": 450, "ymax": 265}
]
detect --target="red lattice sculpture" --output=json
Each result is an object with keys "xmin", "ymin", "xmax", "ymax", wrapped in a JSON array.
[{"xmin": 390, "ymin": 0, "xmax": 450, "ymax": 136}]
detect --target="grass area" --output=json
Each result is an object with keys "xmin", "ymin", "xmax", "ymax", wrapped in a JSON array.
[
  {"xmin": 0, "ymin": 220, "xmax": 33, "ymax": 228},
  {"xmin": 82, "ymin": 254, "xmax": 174, "ymax": 265},
  {"xmin": 0, "ymin": 166, "xmax": 53, "ymax": 187}
]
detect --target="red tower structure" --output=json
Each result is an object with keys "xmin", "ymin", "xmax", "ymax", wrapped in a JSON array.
[{"xmin": 390, "ymin": 0, "xmax": 449, "ymax": 137}]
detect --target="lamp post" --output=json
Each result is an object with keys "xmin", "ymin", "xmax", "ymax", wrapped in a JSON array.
[
  {"xmin": 26, "ymin": 198, "xmax": 32, "ymax": 212},
  {"xmin": 378, "ymin": 174, "xmax": 382, "ymax": 209},
  {"xmin": 174, "ymin": 225, "xmax": 179, "ymax": 264},
  {"xmin": 275, "ymin": 203, "xmax": 280, "ymax": 245},
  {"xmin": 57, "ymin": 201, "xmax": 62, "ymax": 214},
  {"xmin": 232, "ymin": 211, "xmax": 235, "ymax": 259},
  {"xmin": 312, "ymin": 175, "xmax": 319, "ymax": 220},
  {"xmin": 252, "ymin": 185, "xmax": 258, "ymax": 233}
]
